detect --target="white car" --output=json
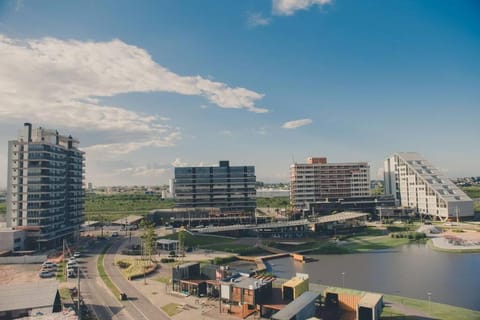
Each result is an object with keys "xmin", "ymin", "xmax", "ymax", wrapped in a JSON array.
[
  {"xmin": 73, "ymin": 252, "xmax": 81, "ymax": 258},
  {"xmin": 42, "ymin": 261, "xmax": 57, "ymax": 268}
]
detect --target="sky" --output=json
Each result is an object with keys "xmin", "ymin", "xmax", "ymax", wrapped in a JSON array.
[{"xmin": 0, "ymin": 0, "xmax": 479, "ymax": 186}]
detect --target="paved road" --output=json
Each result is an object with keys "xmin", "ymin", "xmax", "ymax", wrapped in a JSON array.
[
  {"xmin": 79, "ymin": 239, "xmax": 132, "ymax": 320},
  {"xmin": 103, "ymin": 238, "xmax": 170, "ymax": 320}
]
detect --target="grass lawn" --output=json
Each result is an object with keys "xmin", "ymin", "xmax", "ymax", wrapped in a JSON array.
[
  {"xmin": 56, "ymin": 260, "xmax": 66, "ymax": 282},
  {"xmin": 161, "ymin": 303, "xmax": 182, "ymax": 316},
  {"xmin": 117, "ymin": 258, "xmax": 154, "ymax": 279},
  {"xmin": 59, "ymin": 287, "xmax": 72, "ymax": 302},
  {"xmin": 461, "ymin": 186, "xmax": 480, "ymax": 199},
  {"xmin": 161, "ymin": 231, "xmax": 235, "ymax": 247},
  {"xmin": 97, "ymin": 244, "xmax": 121, "ymax": 299},
  {"xmin": 384, "ymin": 294, "xmax": 480, "ymax": 320},
  {"xmin": 85, "ymin": 194, "xmax": 175, "ymax": 222},
  {"xmin": 292, "ymin": 236, "xmax": 415, "ymax": 254}
]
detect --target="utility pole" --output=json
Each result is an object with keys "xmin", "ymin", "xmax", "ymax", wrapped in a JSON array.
[{"xmin": 77, "ymin": 267, "xmax": 81, "ymax": 320}]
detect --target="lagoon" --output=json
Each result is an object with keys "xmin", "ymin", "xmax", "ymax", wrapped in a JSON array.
[{"xmin": 267, "ymin": 243, "xmax": 480, "ymax": 311}]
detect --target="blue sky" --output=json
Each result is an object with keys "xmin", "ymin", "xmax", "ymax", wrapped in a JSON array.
[{"xmin": 0, "ymin": 0, "xmax": 479, "ymax": 186}]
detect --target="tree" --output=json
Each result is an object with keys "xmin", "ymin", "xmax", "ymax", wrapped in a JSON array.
[{"xmin": 139, "ymin": 219, "xmax": 156, "ymax": 261}]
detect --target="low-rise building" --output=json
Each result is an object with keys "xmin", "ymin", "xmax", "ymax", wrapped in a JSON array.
[
  {"xmin": 0, "ymin": 281, "xmax": 61, "ymax": 319},
  {"xmin": 220, "ymin": 274, "xmax": 274, "ymax": 317},
  {"xmin": 357, "ymin": 293, "xmax": 383, "ymax": 320},
  {"xmin": 0, "ymin": 228, "xmax": 26, "ymax": 252},
  {"xmin": 271, "ymin": 291, "xmax": 320, "ymax": 320},
  {"xmin": 282, "ymin": 273, "xmax": 309, "ymax": 302}
]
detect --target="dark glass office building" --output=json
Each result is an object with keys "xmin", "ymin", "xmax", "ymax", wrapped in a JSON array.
[{"xmin": 174, "ymin": 161, "xmax": 256, "ymax": 214}]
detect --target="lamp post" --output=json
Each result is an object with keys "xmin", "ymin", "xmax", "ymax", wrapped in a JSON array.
[
  {"xmin": 341, "ymin": 272, "xmax": 345, "ymax": 288},
  {"xmin": 427, "ymin": 292, "xmax": 432, "ymax": 313}
]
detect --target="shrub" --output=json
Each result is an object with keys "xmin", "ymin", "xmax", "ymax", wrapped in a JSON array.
[
  {"xmin": 160, "ymin": 258, "xmax": 175, "ymax": 263},
  {"xmin": 117, "ymin": 260, "xmax": 131, "ymax": 269}
]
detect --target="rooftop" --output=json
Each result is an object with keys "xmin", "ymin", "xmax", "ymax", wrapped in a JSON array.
[
  {"xmin": 272, "ymin": 291, "xmax": 320, "ymax": 320},
  {"xmin": 359, "ymin": 293, "xmax": 383, "ymax": 308},
  {"xmin": 0, "ymin": 281, "xmax": 58, "ymax": 312}
]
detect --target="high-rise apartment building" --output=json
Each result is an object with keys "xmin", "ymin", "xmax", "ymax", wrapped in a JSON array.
[
  {"xmin": 384, "ymin": 152, "xmax": 473, "ymax": 221},
  {"xmin": 174, "ymin": 160, "xmax": 256, "ymax": 213},
  {"xmin": 290, "ymin": 157, "xmax": 370, "ymax": 209},
  {"xmin": 6, "ymin": 123, "xmax": 85, "ymax": 250}
]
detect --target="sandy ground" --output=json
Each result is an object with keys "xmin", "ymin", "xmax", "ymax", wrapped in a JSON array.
[
  {"xmin": 0, "ymin": 263, "xmax": 43, "ymax": 285},
  {"xmin": 431, "ymin": 230, "xmax": 480, "ymax": 250}
]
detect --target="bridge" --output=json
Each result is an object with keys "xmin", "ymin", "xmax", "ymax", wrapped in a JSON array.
[{"xmin": 191, "ymin": 211, "xmax": 369, "ymax": 234}]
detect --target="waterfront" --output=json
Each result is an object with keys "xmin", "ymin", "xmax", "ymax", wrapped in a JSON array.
[{"xmin": 267, "ymin": 243, "xmax": 480, "ymax": 311}]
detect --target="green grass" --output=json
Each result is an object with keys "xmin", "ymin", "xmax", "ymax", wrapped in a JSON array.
[
  {"xmin": 462, "ymin": 186, "xmax": 480, "ymax": 199},
  {"xmin": 59, "ymin": 287, "xmax": 72, "ymax": 302},
  {"xmin": 56, "ymin": 260, "xmax": 66, "ymax": 282},
  {"xmin": 117, "ymin": 258, "xmax": 155, "ymax": 279},
  {"xmin": 161, "ymin": 303, "xmax": 182, "ymax": 316},
  {"xmin": 474, "ymin": 201, "xmax": 480, "ymax": 214},
  {"xmin": 0, "ymin": 202, "xmax": 5, "ymax": 216},
  {"xmin": 161, "ymin": 231, "xmax": 235, "ymax": 247},
  {"xmin": 384, "ymin": 294, "xmax": 480, "ymax": 320},
  {"xmin": 256, "ymin": 197, "xmax": 290, "ymax": 208},
  {"xmin": 85, "ymin": 194, "xmax": 175, "ymax": 221},
  {"xmin": 97, "ymin": 244, "xmax": 121, "ymax": 300}
]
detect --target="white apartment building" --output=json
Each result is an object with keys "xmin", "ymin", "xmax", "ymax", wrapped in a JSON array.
[
  {"xmin": 290, "ymin": 157, "xmax": 370, "ymax": 209},
  {"xmin": 6, "ymin": 123, "xmax": 85, "ymax": 250},
  {"xmin": 384, "ymin": 152, "xmax": 473, "ymax": 221}
]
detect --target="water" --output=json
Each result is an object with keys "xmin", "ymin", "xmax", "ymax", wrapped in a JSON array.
[{"xmin": 267, "ymin": 244, "xmax": 480, "ymax": 311}]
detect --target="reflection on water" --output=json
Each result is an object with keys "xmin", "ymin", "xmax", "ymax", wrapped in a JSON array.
[{"xmin": 267, "ymin": 244, "xmax": 480, "ymax": 311}]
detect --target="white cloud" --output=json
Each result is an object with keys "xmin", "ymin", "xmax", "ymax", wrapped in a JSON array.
[
  {"xmin": 282, "ymin": 118, "xmax": 313, "ymax": 129},
  {"xmin": 0, "ymin": 34, "xmax": 267, "ymax": 152},
  {"xmin": 117, "ymin": 165, "xmax": 168, "ymax": 177},
  {"xmin": 82, "ymin": 132, "xmax": 181, "ymax": 155},
  {"xmin": 219, "ymin": 130, "xmax": 233, "ymax": 136},
  {"xmin": 247, "ymin": 12, "xmax": 271, "ymax": 27},
  {"xmin": 273, "ymin": 0, "xmax": 332, "ymax": 16},
  {"xmin": 171, "ymin": 158, "xmax": 188, "ymax": 167}
]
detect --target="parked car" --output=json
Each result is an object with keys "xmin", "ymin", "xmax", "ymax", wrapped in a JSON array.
[
  {"xmin": 73, "ymin": 252, "xmax": 81, "ymax": 258},
  {"xmin": 41, "ymin": 265, "xmax": 57, "ymax": 272},
  {"xmin": 67, "ymin": 261, "xmax": 79, "ymax": 269},
  {"xmin": 39, "ymin": 271, "xmax": 55, "ymax": 278},
  {"xmin": 67, "ymin": 270, "xmax": 77, "ymax": 278},
  {"xmin": 111, "ymin": 231, "xmax": 119, "ymax": 237},
  {"xmin": 42, "ymin": 261, "xmax": 57, "ymax": 268}
]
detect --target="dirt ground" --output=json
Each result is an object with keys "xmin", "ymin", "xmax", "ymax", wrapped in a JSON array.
[{"xmin": 0, "ymin": 263, "xmax": 43, "ymax": 285}]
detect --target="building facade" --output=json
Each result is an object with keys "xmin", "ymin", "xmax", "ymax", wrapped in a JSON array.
[
  {"xmin": 290, "ymin": 157, "xmax": 370, "ymax": 209},
  {"xmin": 384, "ymin": 152, "xmax": 473, "ymax": 221},
  {"xmin": 174, "ymin": 160, "xmax": 256, "ymax": 214},
  {"xmin": 6, "ymin": 123, "xmax": 85, "ymax": 250}
]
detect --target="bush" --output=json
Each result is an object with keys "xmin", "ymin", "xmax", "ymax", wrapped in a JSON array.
[
  {"xmin": 117, "ymin": 260, "xmax": 131, "ymax": 269},
  {"xmin": 390, "ymin": 232, "xmax": 426, "ymax": 240},
  {"xmin": 160, "ymin": 258, "xmax": 175, "ymax": 263}
]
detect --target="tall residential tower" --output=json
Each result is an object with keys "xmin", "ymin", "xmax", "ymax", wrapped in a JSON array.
[
  {"xmin": 290, "ymin": 157, "xmax": 370, "ymax": 209},
  {"xmin": 6, "ymin": 123, "xmax": 85, "ymax": 250},
  {"xmin": 384, "ymin": 152, "xmax": 473, "ymax": 221}
]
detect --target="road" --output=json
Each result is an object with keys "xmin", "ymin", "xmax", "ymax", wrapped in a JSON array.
[
  {"xmin": 76, "ymin": 237, "xmax": 169, "ymax": 320},
  {"xmin": 78, "ymin": 238, "xmax": 132, "ymax": 320},
  {"xmin": 103, "ymin": 238, "xmax": 171, "ymax": 320}
]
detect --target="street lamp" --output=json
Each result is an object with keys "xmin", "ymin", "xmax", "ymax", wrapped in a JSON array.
[
  {"xmin": 427, "ymin": 292, "xmax": 432, "ymax": 313},
  {"xmin": 341, "ymin": 272, "xmax": 345, "ymax": 288}
]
